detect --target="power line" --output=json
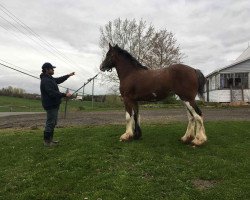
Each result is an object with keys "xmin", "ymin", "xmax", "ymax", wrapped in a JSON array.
[
  {"xmin": 0, "ymin": 4, "xmax": 77, "ymax": 67},
  {"xmin": 0, "ymin": 58, "xmax": 34, "ymax": 74},
  {"xmin": 0, "ymin": 4, "xmax": 103, "ymax": 95},
  {"xmin": 0, "ymin": 13, "xmax": 77, "ymax": 71},
  {"xmin": 1, "ymin": 8, "xmax": 88, "ymax": 74},
  {"xmin": 1, "ymin": 62, "xmax": 39, "ymax": 80},
  {"xmin": 0, "ymin": 3, "xmax": 90, "ymax": 79},
  {"xmin": 0, "ymin": 15, "xmax": 52, "ymax": 59},
  {"xmin": 0, "ymin": 61, "xmax": 83, "ymax": 94},
  {"xmin": 0, "ymin": 20, "xmax": 89, "ymax": 83}
]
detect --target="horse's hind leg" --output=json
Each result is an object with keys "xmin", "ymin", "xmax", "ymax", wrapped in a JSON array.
[
  {"xmin": 184, "ymin": 101, "xmax": 207, "ymax": 146},
  {"xmin": 120, "ymin": 98, "xmax": 135, "ymax": 141},
  {"xmin": 181, "ymin": 107, "xmax": 195, "ymax": 143}
]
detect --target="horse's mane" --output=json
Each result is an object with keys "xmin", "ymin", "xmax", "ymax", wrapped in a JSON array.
[{"xmin": 114, "ymin": 46, "xmax": 148, "ymax": 70}]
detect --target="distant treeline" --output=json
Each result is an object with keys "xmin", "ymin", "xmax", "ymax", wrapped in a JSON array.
[{"xmin": 0, "ymin": 86, "xmax": 40, "ymax": 99}]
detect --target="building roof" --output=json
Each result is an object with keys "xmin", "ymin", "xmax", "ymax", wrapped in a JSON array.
[
  {"xmin": 206, "ymin": 45, "xmax": 250, "ymax": 78},
  {"xmin": 234, "ymin": 45, "xmax": 250, "ymax": 63}
]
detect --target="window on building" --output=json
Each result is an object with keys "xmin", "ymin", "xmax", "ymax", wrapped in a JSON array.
[{"xmin": 220, "ymin": 73, "xmax": 248, "ymax": 89}]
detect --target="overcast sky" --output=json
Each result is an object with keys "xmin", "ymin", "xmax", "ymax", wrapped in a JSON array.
[{"xmin": 0, "ymin": 0, "xmax": 249, "ymax": 95}]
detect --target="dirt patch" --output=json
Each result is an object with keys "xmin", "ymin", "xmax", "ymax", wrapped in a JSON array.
[
  {"xmin": 193, "ymin": 179, "xmax": 219, "ymax": 190},
  {"xmin": 1, "ymin": 107, "xmax": 250, "ymax": 129}
]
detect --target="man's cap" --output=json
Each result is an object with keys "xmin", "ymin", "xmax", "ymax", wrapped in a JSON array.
[{"xmin": 42, "ymin": 62, "xmax": 56, "ymax": 69}]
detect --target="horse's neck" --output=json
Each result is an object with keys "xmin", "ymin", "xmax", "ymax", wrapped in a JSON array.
[{"xmin": 115, "ymin": 58, "xmax": 137, "ymax": 81}]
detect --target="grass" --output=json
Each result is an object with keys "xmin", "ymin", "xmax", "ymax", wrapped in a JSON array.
[
  {"xmin": 0, "ymin": 96, "xmax": 43, "ymax": 112},
  {"xmin": 0, "ymin": 121, "xmax": 249, "ymax": 199}
]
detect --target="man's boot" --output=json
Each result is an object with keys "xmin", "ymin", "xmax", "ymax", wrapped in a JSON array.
[
  {"xmin": 50, "ymin": 131, "xmax": 59, "ymax": 145},
  {"xmin": 43, "ymin": 131, "xmax": 57, "ymax": 147},
  {"xmin": 44, "ymin": 139, "xmax": 51, "ymax": 147}
]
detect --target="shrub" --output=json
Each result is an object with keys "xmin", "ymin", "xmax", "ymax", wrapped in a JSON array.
[{"xmin": 104, "ymin": 95, "xmax": 123, "ymax": 107}]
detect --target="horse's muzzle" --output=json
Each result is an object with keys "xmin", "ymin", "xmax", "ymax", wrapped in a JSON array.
[
  {"xmin": 100, "ymin": 65, "xmax": 112, "ymax": 72},
  {"xmin": 100, "ymin": 65, "xmax": 105, "ymax": 72}
]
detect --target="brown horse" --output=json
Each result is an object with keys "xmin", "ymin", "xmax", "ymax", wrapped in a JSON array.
[{"xmin": 100, "ymin": 44, "xmax": 207, "ymax": 146}]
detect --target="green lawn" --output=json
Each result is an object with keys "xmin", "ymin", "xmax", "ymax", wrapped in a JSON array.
[
  {"xmin": 0, "ymin": 122, "xmax": 249, "ymax": 200},
  {"xmin": 0, "ymin": 96, "xmax": 43, "ymax": 112}
]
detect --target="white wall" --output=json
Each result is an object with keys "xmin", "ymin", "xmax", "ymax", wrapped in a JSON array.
[
  {"xmin": 244, "ymin": 90, "xmax": 250, "ymax": 102},
  {"xmin": 204, "ymin": 90, "xmax": 230, "ymax": 102},
  {"xmin": 205, "ymin": 89, "xmax": 250, "ymax": 102}
]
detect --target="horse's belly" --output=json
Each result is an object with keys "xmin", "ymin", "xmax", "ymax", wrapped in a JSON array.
[{"xmin": 136, "ymin": 90, "xmax": 169, "ymax": 101}]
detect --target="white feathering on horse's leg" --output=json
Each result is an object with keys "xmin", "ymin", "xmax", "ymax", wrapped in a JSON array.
[
  {"xmin": 120, "ymin": 112, "xmax": 134, "ymax": 141},
  {"xmin": 183, "ymin": 101, "xmax": 207, "ymax": 146},
  {"xmin": 191, "ymin": 115, "xmax": 207, "ymax": 146},
  {"xmin": 181, "ymin": 110, "xmax": 195, "ymax": 143}
]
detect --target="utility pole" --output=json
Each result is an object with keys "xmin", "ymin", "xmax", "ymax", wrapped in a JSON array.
[
  {"xmin": 91, "ymin": 74, "xmax": 98, "ymax": 108},
  {"xmin": 92, "ymin": 77, "xmax": 95, "ymax": 108},
  {"xmin": 64, "ymin": 88, "xmax": 69, "ymax": 118},
  {"xmin": 82, "ymin": 83, "xmax": 85, "ymax": 101}
]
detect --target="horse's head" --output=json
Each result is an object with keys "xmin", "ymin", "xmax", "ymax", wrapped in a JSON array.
[{"xmin": 100, "ymin": 43, "xmax": 117, "ymax": 72}]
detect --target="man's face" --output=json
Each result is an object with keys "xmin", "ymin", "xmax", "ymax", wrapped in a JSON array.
[{"xmin": 46, "ymin": 68, "xmax": 54, "ymax": 75}]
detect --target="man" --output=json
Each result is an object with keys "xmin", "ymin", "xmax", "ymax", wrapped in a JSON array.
[{"xmin": 40, "ymin": 62, "xmax": 75, "ymax": 147}]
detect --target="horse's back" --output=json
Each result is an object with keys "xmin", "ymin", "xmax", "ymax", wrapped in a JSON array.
[
  {"xmin": 168, "ymin": 63, "xmax": 196, "ymax": 74},
  {"xmin": 120, "ymin": 64, "xmax": 199, "ymax": 101}
]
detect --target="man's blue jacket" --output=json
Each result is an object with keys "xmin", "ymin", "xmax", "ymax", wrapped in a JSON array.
[{"xmin": 40, "ymin": 73, "xmax": 69, "ymax": 110}]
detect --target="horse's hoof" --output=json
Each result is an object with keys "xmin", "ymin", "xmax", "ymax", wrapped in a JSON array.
[
  {"xmin": 120, "ymin": 133, "xmax": 133, "ymax": 142},
  {"xmin": 180, "ymin": 136, "xmax": 194, "ymax": 144},
  {"xmin": 191, "ymin": 138, "xmax": 206, "ymax": 146},
  {"xmin": 133, "ymin": 134, "xmax": 142, "ymax": 140}
]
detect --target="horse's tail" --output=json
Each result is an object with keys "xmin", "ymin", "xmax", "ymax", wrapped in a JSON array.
[{"xmin": 196, "ymin": 69, "xmax": 207, "ymax": 101}]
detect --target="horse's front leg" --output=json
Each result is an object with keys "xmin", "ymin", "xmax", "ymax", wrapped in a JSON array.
[
  {"xmin": 120, "ymin": 98, "xmax": 135, "ymax": 142},
  {"xmin": 133, "ymin": 102, "xmax": 142, "ymax": 140}
]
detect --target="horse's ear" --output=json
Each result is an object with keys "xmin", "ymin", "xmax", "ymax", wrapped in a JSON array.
[
  {"xmin": 109, "ymin": 43, "xmax": 112, "ymax": 49},
  {"xmin": 115, "ymin": 44, "xmax": 118, "ymax": 48}
]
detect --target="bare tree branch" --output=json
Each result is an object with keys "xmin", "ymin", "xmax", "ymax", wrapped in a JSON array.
[{"xmin": 99, "ymin": 18, "xmax": 184, "ymax": 90}]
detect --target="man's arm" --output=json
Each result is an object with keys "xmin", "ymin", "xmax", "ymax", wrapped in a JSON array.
[
  {"xmin": 54, "ymin": 72, "xmax": 75, "ymax": 84},
  {"xmin": 44, "ymin": 80, "xmax": 66, "ymax": 98}
]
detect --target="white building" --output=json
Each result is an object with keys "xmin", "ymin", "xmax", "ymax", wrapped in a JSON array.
[{"xmin": 205, "ymin": 46, "xmax": 250, "ymax": 102}]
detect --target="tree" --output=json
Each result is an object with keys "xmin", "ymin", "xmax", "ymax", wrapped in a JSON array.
[
  {"xmin": 0, "ymin": 86, "xmax": 27, "ymax": 98},
  {"xmin": 99, "ymin": 18, "xmax": 184, "ymax": 93}
]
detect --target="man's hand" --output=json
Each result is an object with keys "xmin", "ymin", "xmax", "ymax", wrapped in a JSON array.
[
  {"xmin": 66, "ymin": 93, "xmax": 72, "ymax": 98},
  {"xmin": 68, "ymin": 72, "xmax": 75, "ymax": 76},
  {"xmin": 66, "ymin": 92, "xmax": 77, "ymax": 99}
]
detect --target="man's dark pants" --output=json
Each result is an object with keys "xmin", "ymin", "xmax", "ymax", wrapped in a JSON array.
[{"xmin": 44, "ymin": 107, "xmax": 59, "ymax": 141}]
